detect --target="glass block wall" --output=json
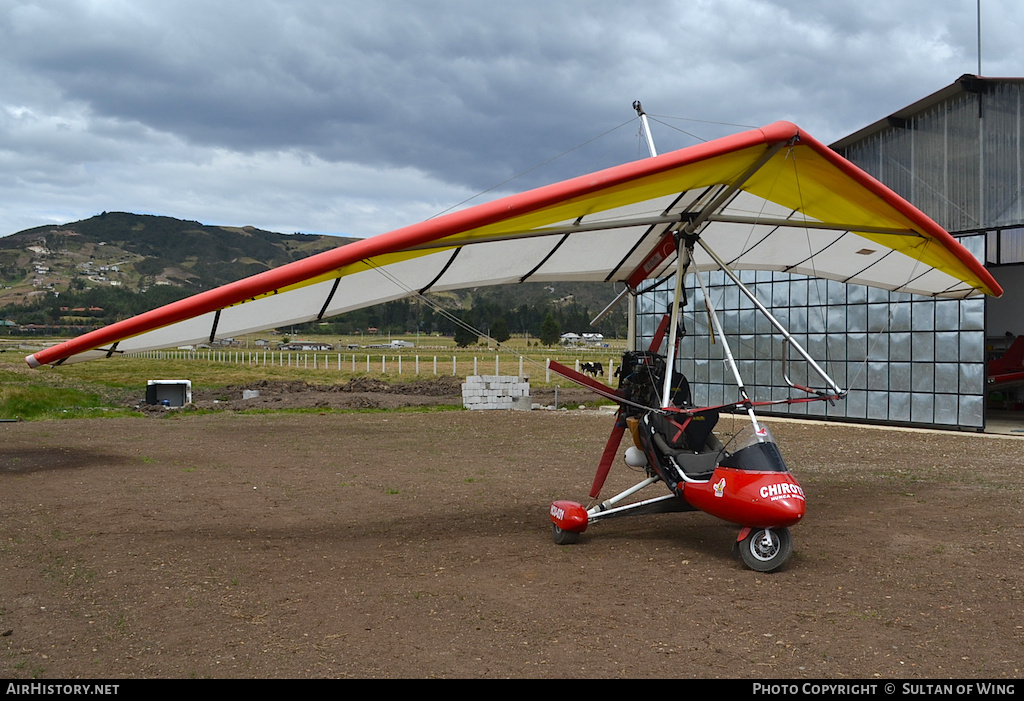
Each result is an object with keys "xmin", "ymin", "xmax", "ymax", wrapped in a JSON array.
[
  {"xmin": 634, "ymin": 78, "xmax": 1024, "ymax": 430},
  {"xmin": 635, "ymin": 234, "xmax": 988, "ymax": 430}
]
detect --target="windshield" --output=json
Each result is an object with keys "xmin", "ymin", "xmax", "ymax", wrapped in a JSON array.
[
  {"xmin": 719, "ymin": 420, "xmax": 789, "ymax": 473},
  {"xmin": 727, "ymin": 421, "xmax": 775, "ymax": 451}
]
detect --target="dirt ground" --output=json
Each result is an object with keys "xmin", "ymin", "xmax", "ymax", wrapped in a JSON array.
[
  {"xmin": 182, "ymin": 376, "xmax": 595, "ymax": 413},
  {"xmin": 2, "ymin": 379, "xmax": 1023, "ymax": 679}
]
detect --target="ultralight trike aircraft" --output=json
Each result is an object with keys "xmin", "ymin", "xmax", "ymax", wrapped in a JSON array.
[{"xmin": 27, "ymin": 108, "xmax": 1002, "ymax": 571}]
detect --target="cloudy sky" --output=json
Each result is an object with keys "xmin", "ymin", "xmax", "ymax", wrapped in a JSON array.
[{"xmin": 2, "ymin": 0, "xmax": 1021, "ymax": 239}]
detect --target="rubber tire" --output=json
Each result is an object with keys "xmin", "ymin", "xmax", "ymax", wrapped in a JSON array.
[
  {"xmin": 552, "ymin": 523, "xmax": 581, "ymax": 545},
  {"xmin": 738, "ymin": 527, "xmax": 793, "ymax": 572}
]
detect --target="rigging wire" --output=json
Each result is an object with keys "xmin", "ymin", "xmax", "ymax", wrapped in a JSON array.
[{"xmin": 645, "ymin": 114, "xmax": 758, "ymax": 144}]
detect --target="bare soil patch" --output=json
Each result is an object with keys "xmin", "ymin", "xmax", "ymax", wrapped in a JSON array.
[
  {"xmin": 2, "ymin": 381, "xmax": 1022, "ymax": 679},
  {"xmin": 183, "ymin": 376, "xmax": 594, "ymax": 412}
]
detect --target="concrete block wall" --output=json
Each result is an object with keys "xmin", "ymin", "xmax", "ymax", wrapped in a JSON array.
[{"xmin": 462, "ymin": 375, "xmax": 531, "ymax": 411}]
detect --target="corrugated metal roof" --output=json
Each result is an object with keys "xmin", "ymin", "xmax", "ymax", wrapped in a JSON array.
[{"xmin": 831, "ymin": 74, "xmax": 1024, "ymax": 151}]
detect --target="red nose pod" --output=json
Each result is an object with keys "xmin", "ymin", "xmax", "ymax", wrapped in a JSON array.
[
  {"xmin": 684, "ymin": 469, "xmax": 806, "ymax": 528},
  {"xmin": 549, "ymin": 500, "xmax": 588, "ymax": 532}
]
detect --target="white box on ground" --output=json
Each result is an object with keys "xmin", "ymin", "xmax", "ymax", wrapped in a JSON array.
[{"xmin": 462, "ymin": 375, "xmax": 531, "ymax": 411}]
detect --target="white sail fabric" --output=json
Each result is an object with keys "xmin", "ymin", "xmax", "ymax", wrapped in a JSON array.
[{"xmin": 27, "ymin": 121, "xmax": 1001, "ymax": 368}]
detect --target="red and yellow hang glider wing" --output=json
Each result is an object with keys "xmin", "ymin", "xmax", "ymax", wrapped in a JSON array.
[{"xmin": 26, "ymin": 121, "xmax": 1001, "ymax": 368}]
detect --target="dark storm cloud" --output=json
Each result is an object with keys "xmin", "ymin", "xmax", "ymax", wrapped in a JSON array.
[
  {"xmin": 1, "ymin": 0, "xmax": 1021, "ymax": 237},
  {"xmin": 7, "ymin": 2, "xmax": 639, "ymax": 188}
]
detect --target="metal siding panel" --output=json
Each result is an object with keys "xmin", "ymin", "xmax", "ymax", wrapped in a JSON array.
[
  {"xmin": 959, "ymin": 297, "xmax": 985, "ymax": 332},
  {"xmin": 934, "ymin": 363, "xmax": 960, "ymax": 393},
  {"xmin": 867, "ymin": 333, "xmax": 889, "ymax": 360},
  {"xmin": 960, "ymin": 331, "xmax": 984, "ymax": 361},
  {"xmin": 935, "ymin": 300, "xmax": 960, "ymax": 330},
  {"xmin": 868, "ymin": 361, "xmax": 889, "ymax": 391},
  {"xmin": 890, "ymin": 332, "xmax": 912, "ymax": 361},
  {"xmin": 889, "ymin": 392, "xmax": 911, "ymax": 422},
  {"xmin": 868, "ymin": 391, "xmax": 889, "ymax": 420},
  {"xmin": 889, "ymin": 301, "xmax": 912, "ymax": 332},
  {"xmin": 959, "ymin": 395, "xmax": 984, "ymax": 428},
  {"xmin": 982, "ymin": 85, "xmax": 1023, "ymax": 227},
  {"xmin": 890, "ymin": 363, "xmax": 912, "ymax": 392},
  {"xmin": 912, "ymin": 362, "xmax": 935, "ymax": 392},
  {"xmin": 807, "ymin": 334, "xmax": 827, "ymax": 361},
  {"xmin": 911, "ymin": 332, "xmax": 935, "ymax": 361},
  {"xmin": 847, "ymin": 284, "xmax": 868, "ymax": 305},
  {"xmin": 946, "ymin": 94, "xmax": 982, "ymax": 231},
  {"xmin": 846, "ymin": 389, "xmax": 867, "ymax": 418},
  {"xmin": 808, "ymin": 310, "xmax": 826, "ymax": 334},
  {"xmin": 847, "ymin": 332, "xmax": 868, "ymax": 362},
  {"xmin": 911, "ymin": 301, "xmax": 935, "ymax": 331},
  {"xmin": 789, "ymin": 309, "xmax": 807, "ymax": 334},
  {"xmin": 789, "ymin": 279, "xmax": 808, "ymax": 307},
  {"xmin": 868, "ymin": 303, "xmax": 890, "ymax": 333},
  {"xmin": 827, "ymin": 334, "xmax": 847, "ymax": 361},
  {"xmin": 959, "ymin": 362, "xmax": 985, "ymax": 395},
  {"xmin": 911, "ymin": 393, "xmax": 935, "ymax": 424},
  {"xmin": 934, "ymin": 394, "xmax": 960, "ymax": 425},
  {"xmin": 935, "ymin": 331, "xmax": 960, "ymax": 362},
  {"xmin": 913, "ymin": 105, "xmax": 950, "ymax": 229}
]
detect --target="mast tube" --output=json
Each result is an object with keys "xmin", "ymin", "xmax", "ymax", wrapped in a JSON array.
[{"xmin": 629, "ymin": 100, "xmax": 658, "ymax": 353}]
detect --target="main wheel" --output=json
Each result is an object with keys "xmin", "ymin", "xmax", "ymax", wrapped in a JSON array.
[
  {"xmin": 738, "ymin": 527, "xmax": 793, "ymax": 572},
  {"xmin": 552, "ymin": 523, "xmax": 580, "ymax": 545}
]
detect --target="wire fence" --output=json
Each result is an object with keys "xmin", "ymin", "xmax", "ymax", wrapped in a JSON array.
[{"xmin": 125, "ymin": 348, "xmax": 620, "ymax": 384}]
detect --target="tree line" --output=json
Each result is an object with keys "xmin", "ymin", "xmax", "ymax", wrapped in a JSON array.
[
  {"xmin": 293, "ymin": 294, "xmax": 625, "ymax": 346},
  {"xmin": 0, "ymin": 286, "xmax": 191, "ymax": 328},
  {"xmin": 2, "ymin": 285, "xmax": 627, "ymax": 345}
]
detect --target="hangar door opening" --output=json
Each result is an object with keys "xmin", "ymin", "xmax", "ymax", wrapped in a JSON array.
[{"xmin": 985, "ymin": 257, "xmax": 1024, "ymax": 413}]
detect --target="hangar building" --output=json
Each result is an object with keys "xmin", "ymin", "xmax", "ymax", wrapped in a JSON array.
[{"xmin": 636, "ymin": 75, "xmax": 1024, "ymax": 431}]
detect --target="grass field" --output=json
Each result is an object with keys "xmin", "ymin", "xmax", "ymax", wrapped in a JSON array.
[{"xmin": 0, "ymin": 333, "xmax": 627, "ymax": 420}]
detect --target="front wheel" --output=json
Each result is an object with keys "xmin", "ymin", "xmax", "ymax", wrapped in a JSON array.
[
  {"xmin": 738, "ymin": 527, "xmax": 792, "ymax": 572},
  {"xmin": 552, "ymin": 523, "xmax": 580, "ymax": 545}
]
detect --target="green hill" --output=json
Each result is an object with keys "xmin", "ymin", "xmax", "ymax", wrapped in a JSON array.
[
  {"xmin": 0, "ymin": 212, "xmax": 628, "ymax": 338},
  {"xmin": 0, "ymin": 212, "xmax": 348, "ymax": 306}
]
